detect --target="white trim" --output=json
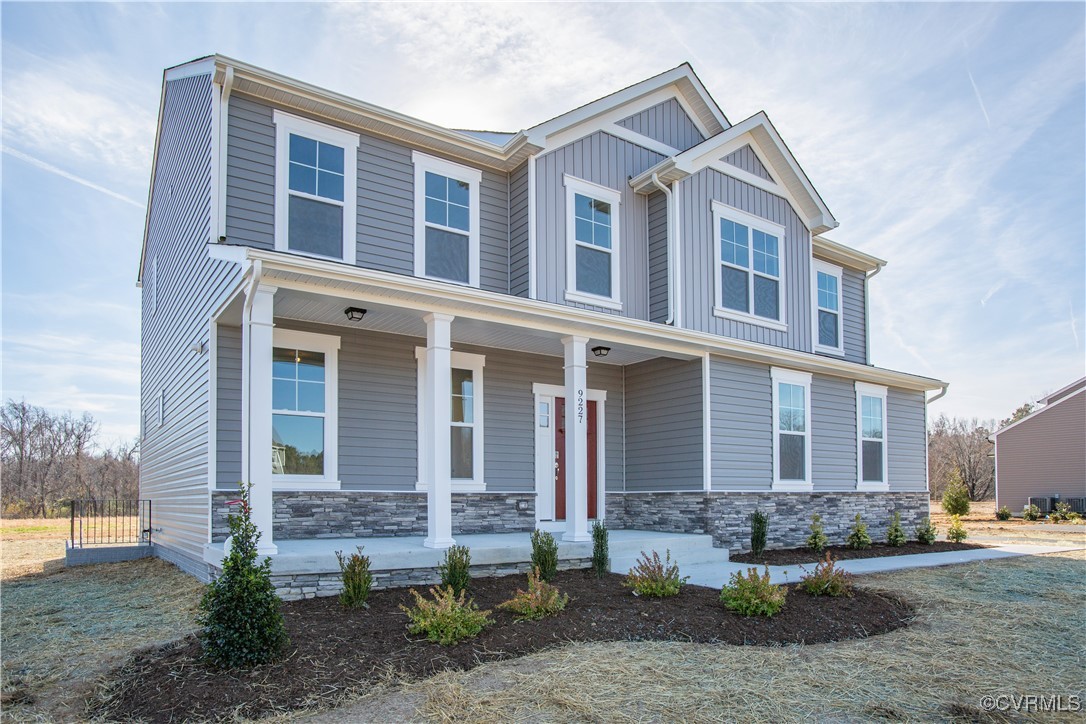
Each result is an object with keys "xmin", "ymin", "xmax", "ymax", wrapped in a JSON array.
[
  {"xmin": 563, "ymin": 174, "xmax": 623, "ymax": 310},
  {"xmin": 707, "ymin": 160, "xmax": 783, "ymax": 198},
  {"xmin": 271, "ymin": 327, "xmax": 341, "ymax": 487},
  {"xmin": 214, "ymin": 66, "xmax": 233, "ymax": 242},
  {"xmin": 812, "ymin": 260, "xmax": 845, "ymax": 356},
  {"xmin": 272, "ymin": 110, "xmax": 359, "ymax": 264},
  {"xmin": 412, "ymin": 151, "xmax": 482, "ymax": 287},
  {"xmin": 606, "ymin": 123, "xmax": 681, "ymax": 157},
  {"xmin": 702, "ymin": 352, "xmax": 712, "ymax": 492},
  {"xmin": 770, "ymin": 367, "xmax": 812, "ymax": 491},
  {"xmin": 415, "ymin": 348, "xmax": 486, "ymax": 490},
  {"xmin": 527, "ymin": 153, "xmax": 538, "ymax": 299},
  {"xmin": 531, "ymin": 383, "xmax": 607, "ymax": 525},
  {"xmin": 712, "ymin": 201, "xmax": 787, "ymax": 332},
  {"xmin": 855, "ymin": 382, "xmax": 889, "ymax": 490}
]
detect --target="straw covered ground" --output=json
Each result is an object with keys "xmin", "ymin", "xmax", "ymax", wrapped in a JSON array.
[{"xmin": 930, "ymin": 502, "xmax": 1086, "ymax": 545}]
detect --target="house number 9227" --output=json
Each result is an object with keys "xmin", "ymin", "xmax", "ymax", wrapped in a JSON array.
[{"xmin": 577, "ymin": 389, "xmax": 585, "ymax": 423}]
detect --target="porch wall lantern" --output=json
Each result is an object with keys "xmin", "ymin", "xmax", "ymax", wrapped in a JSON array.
[
  {"xmin": 344, "ymin": 307, "xmax": 368, "ymax": 322},
  {"xmin": 591, "ymin": 346, "xmax": 611, "ymax": 358}
]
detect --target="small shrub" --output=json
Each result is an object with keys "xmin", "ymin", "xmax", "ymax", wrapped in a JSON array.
[
  {"xmin": 591, "ymin": 520, "xmax": 609, "ymax": 578},
  {"xmin": 915, "ymin": 516, "xmax": 937, "ymax": 545},
  {"xmin": 750, "ymin": 510, "xmax": 769, "ymax": 556},
  {"xmin": 623, "ymin": 549, "xmax": 688, "ymax": 598},
  {"xmin": 400, "ymin": 586, "xmax": 492, "ymax": 645},
  {"xmin": 530, "ymin": 530, "xmax": 559, "ymax": 582},
  {"xmin": 799, "ymin": 552, "xmax": 854, "ymax": 597},
  {"xmin": 336, "ymin": 546, "xmax": 372, "ymax": 609},
  {"xmin": 498, "ymin": 567, "xmax": 569, "ymax": 621},
  {"xmin": 439, "ymin": 545, "xmax": 472, "ymax": 595},
  {"xmin": 720, "ymin": 566, "xmax": 787, "ymax": 617},
  {"xmin": 941, "ymin": 472, "xmax": 971, "ymax": 515},
  {"xmin": 1050, "ymin": 501, "xmax": 1072, "ymax": 523},
  {"xmin": 995, "ymin": 506, "xmax": 1012, "ymax": 521},
  {"xmin": 806, "ymin": 513, "xmax": 829, "ymax": 554},
  {"xmin": 885, "ymin": 511, "xmax": 907, "ymax": 547},
  {"xmin": 1022, "ymin": 504, "xmax": 1040, "ymax": 521},
  {"xmin": 846, "ymin": 513, "xmax": 871, "ymax": 549},
  {"xmin": 947, "ymin": 514, "xmax": 968, "ymax": 543},
  {"xmin": 197, "ymin": 484, "xmax": 289, "ymax": 668},
  {"xmin": 1067, "ymin": 511, "xmax": 1083, "ymax": 523}
]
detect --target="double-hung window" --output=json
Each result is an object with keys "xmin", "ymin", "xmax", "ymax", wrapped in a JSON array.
[
  {"xmin": 273, "ymin": 111, "xmax": 359, "ymax": 263},
  {"xmin": 563, "ymin": 175, "xmax": 622, "ymax": 311},
  {"xmin": 814, "ymin": 261, "xmax": 844, "ymax": 354},
  {"xmin": 413, "ymin": 151, "xmax": 481, "ymax": 286},
  {"xmin": 271, "ymin": 329, "xmax": 340, "ymax": 485},
  {"xmin": 712, "ymin": 201, "xmax": 786, "ymax": 331},
  {"xmin": 415, "ymin": 349, "xmax": 485, "ymax": 490},
  {"xmin": 855, "ymin": 383, "xmax": 888, "ymax": 489},
  {"xmin": 771, "ymin": 368, "xmax": 812, "ymax": 490}
]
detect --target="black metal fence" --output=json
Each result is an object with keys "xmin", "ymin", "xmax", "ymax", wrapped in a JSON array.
[{"xmin": 69, "ymin": 499, "xmax": 152, "ymax": 547}]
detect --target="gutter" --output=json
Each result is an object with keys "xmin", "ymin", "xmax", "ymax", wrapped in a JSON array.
[
  {"xmin": 648, "ymin": 173, "xmax": 676, "ymax": 325},
  {"xmin": 927, "ymin": 383, "xmax": 949, "ymax": 404}
]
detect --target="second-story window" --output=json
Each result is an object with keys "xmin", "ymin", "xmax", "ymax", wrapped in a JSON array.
[
  {"xmin": 712, "ymin": 201, "xmax": 786, "ymax": 331},
  {"xmin": 563, "ymin": 175, "xmax": 622, "ymax": 311},
  {"xmin": 413, "ymin": 151, "xmax": 481, "ymax": 286},
  {"xmin": 814, "ymin": 261, "xmax": 844, "ymax": 354},
  {"xmin": 273, "ymin": 111, "xmax": 359, "ymax": 264}
]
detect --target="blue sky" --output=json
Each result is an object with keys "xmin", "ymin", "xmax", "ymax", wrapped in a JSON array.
[{"xmin": 2, "ymin": 2, "xmax": 1083, "ymax": 443}]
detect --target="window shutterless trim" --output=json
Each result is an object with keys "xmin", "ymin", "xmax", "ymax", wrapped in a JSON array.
[
  {"xmin": 813, "ymin": 260, "xmax": 844, "ymax": 355},
  {"xmin": 412, "ymin": 151, "xmax": 482, "ymax": 287},
  {"xmin": 415, "ymin": 348, "xmax": 486, "ymax": 491},
  {"xmin": 770, "ymin": 367, "xmax": 812, "ymax": 491},
  {"xmin": 855, "ymin": 381, "xmax": 889, "ymax": 490},
  {"xmin": 272, "ymin": 110, "xmax": 359, "ymax": 264},
  {"xmin": 563, "ymin": 174, "xmax": 622, "ymax": 311},
  {"xmin": 711, "ymin": 200, "xmax": 787, "ymax": 332}
]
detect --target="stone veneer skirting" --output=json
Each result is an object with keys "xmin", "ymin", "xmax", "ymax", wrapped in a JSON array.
[
  {"xmin": 211, "ymin": 491, "xmax": 536, "ymax": 542},
  {"xmin": 605, "ymin": 491, "xmax": 929, "ymax": 553}
]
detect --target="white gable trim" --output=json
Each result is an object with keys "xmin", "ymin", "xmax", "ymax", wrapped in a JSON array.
[{"xmin": 537, "ymin": 86, "xmax": 691, "ymax": 154}]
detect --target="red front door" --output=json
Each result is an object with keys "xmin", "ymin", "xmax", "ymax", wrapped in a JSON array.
[{"xmin": 554, "ymin": 397, "xmax": 597, "ymax": 521}]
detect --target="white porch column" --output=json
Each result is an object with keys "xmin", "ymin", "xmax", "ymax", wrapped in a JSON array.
[
  {"xmin": 562, "ymin": 335, "xmax": 591, "ymax": 542},
  {"xmin": 242, "ymin": 283, "xmax": 277, "ymax": 555},
  {"xmin": 423, "ymin": 312, "xmax": 456, "ymax": 549}
]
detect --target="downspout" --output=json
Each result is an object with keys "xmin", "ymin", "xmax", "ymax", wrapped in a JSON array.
[
  {"xmin": 863, "ymin": 263, "xmax": 883, "ymax": 364},
  {"xmin": 216, "ymin": 67, "xmax": 235, "ymax": 242},
  {"xmin": 648, "ymin": 173, "xmax": 676, "ymax": 325},
  {"xmin": 927, "ymin": 383, "xmax": 949, "ymax": 404}
]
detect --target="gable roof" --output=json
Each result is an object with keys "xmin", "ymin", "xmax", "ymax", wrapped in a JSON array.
[
  {"xmin": 1040, "ymin": 377, "xmax": 1086, "ymax": 405},
  {"xmin": 990, "ymin": 380, "xmax": 1086, "ymax": 439}
]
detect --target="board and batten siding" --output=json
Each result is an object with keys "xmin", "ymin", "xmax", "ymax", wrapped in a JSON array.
[
  {"xmin": 534, "ymin": 131, "xmax": 665, "ymax": 320},
  {"xmin": 678, "ymin": 167, "xmax": 812, "ymax": 353},
  {"xmin": 625, "ymin": 358, "xmax": 703, "ymax": 491},
  {"xmin": 647, "ymin": 190, "xmax": 669, "ymax": 324},
  {"xmin": 841, "ymin": 268, "xmax": 867, "ymax": 364},
  {"xmin": 215, "ymin": 324, "xmax": 242, "ymax": 485},
  {"xmin": 508, "ymin": 162, "xmax": 530, "ymax": 297},
  {"xmin": 615, "ymin": 97, "xmax": 705, "ymax": 152},
  {"xmin": 142, "ymin": 73, "xmax": 244, "ymax": 571},
  {"xmin": 721, "ymin": 144, "xmax": 773, "ymax": 182},
  {"xmin": 224, "ymin": 94, "xmax": 511, "ymax": 293}
]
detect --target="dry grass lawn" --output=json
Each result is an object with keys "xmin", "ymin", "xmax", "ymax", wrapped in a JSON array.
[{"xmin": 930, "ymin": 501, "xmax": 1086, "ymax": 545}]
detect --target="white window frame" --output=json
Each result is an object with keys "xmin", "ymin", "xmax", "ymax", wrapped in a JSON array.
[
  {"xmin": 415, "ymin": 348, "xmax": 485, "ymax": 491},
  {"xmin": 412, "ymin": 151, "xmax": 482, "ymax": 287},
  {"xmin": 272, "ymin": 110, "xmax": 359, "ymax": 264},
  {"xmin": 813, "ymin": 260, "xmax": 844, "ymax": 355},
  {"xmin": 158, "ymin": 388, "xmax": 165, "ymax": 428},
  {"xmin": 271, "ymin": 328, "xmax": 341, "ymax": 488},
  {"xmin": 563, "ymin": 174, "xmax": 623, "ymax": 311},
  {"xmin": 855, "ymin": 382, "xmax": 889, "ymax": 491},
  {"xmin": 771, "ymin": 367, "xmax": 812, "ymax": 491},
  {"xmin": 712, "ymin": 201, "xmax": 787, "ymax": 332}
]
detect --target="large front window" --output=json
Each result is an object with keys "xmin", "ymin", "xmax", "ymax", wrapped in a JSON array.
[
  {"xmin": 771, "ymin": 368, "xmax": 812, "ymax": 489},
  {"xmin": 713, "ymin": 202, "xmax": 786, "ymax": 331},
  {"xmin": 814, "ymin": 261, "xmax": 843, "ymax": 354},
  {"xmin": 856, "ymin": 383, "xmax": 888, "ymax": 489},
  {"xmin": 415, "ymin": 349, "xmax": 485, "ymax": 490},
  {"xmin": 271, "ymin": 329, "xmax": 340, "ymax": 483},
  {"xmin": 564, "ymin": 175, "xmax": 622, "ymax": 310},
  {"xmin": 413, "ymin": 151, "xmax": 481, "ymax": 286},
  {"xmin": 273, "ymin": 111, "xmax": 359, "ymax": 263}
]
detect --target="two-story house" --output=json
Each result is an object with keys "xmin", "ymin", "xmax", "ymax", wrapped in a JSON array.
[{"xmin": 139, "ymin": 56, "xmax": 946, "ymax": 585}]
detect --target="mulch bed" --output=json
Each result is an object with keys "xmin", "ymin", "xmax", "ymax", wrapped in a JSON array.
[
  {"xmin": 731, "ymin": 541, "xmax": 988, "ymax": 566},
  {"xmin": 93, "ymin": 569, "xmax": 912, "ymax": 722}
]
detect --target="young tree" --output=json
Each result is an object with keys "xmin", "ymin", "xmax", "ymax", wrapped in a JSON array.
[
  {"xmin": 927, "ymin": 415, "xmax": 994, "ymax": 501},
  {"xmin": 998, "ymin": 402, "xmax": 1034, "ymax": 430}
]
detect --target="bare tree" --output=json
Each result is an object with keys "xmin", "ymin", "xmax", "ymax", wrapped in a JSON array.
[{"xmin": 928, "ymin": 414, "xmax": 995, "ymax": 501}]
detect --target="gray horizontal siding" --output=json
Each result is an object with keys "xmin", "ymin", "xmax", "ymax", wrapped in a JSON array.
[
  {"xmin": 678, "ymin": 167, "xmax": 812, "ymax": 353},
  {"xmin": 888, "ymin": 388, "xmax": 927, "ymax": 492},
  {"xmin": 710, "ymin": 357, "xmax": 773, "ymax": 491},
  {"xmin": 216, "ymin": 325, "xmax": 242, "ymax": 485},
  {"xmin": 811, "ymin": 375, "xmax": 857, "ymax": 490},
  {"xmin": 225, "ymin": 95, "xmax": 274, "ymax": 249},
  {"xmin": 509, "ymin": 162, "xmax": 530, "ymax": 297},
  {"xmin": 625, "ymin": 358, "xmax": 702, "ymax": 491},
  {"xmin": 721, "ymin": 144, "xmax": 773, "ymax": 182},
  {"xmin": 357, "ymin": 133, "xmax": 414, "ymax": 275},
  {"xmin": 534, "ymin": 131, "xmax": 664, "ymax": 320},
  {"xmin": 616, "ymin": 97, "xmax": 705, "ymax": 152},
  {"xmin": 842, "ymin": 268, "xmax": 866, "ymax": 364},
  {"xmin": 647, "ymin": 190, "xmax": 668, "ymax": 324},
  {"xmin": 479, "ymin": 167, "xmax": 510, "ymax": 294}
]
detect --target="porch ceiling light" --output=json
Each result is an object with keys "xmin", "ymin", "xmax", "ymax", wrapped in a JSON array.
[
  {"xmin": 344, "ymin": 306, "xmax": 367, "ymax": 322},
  {"xmin": 592, "ymin": 345, "xmax": 611, "ymax": 358}
]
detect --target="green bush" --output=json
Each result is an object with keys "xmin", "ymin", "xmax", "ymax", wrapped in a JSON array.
[
  {"xmin": 197, "ymin": 484, "xmax": 289, "ymax": 668},
  {"xmin": 1067, "ymin": 511, "xmax": 1083, "ymax": 523},
  {"xmin": 750, "ymin": 510, "xmax": 769, "ymax": 556},
  {"xmin": 1050, "ymin": 501, "xmax": 1072, "ymax": 523},
  {"xmin": 336, "ymin": 546, "xmax": 372, "ymax": 609},
  {"xmin": 498, "ymin": 567, "xmax": 569, "ymax": 621},
  {"xmin": 591, "ymin": 520, "xmax": 609, "ymax": 578},
  {"xmin": 941, "ymin": 472, "xmax": 971, "ymax": 516},
  {"xmin": 846, "ymin": 513, "xmax": 872, "ymax": 550},
  {"xmin": 806, "ymin": 513, "xmax": 829, "ymax": 554},
  {"xmin": 799, "ymin": 552, "xmax": 854, "ymax": 597},
  {"xmin": 1022, "ymin": 504, "xmax": 1040, "ymax": 521},
  {"xmin": 623, "ymin": 549, "xmax": 688, "ymax": 598},
  {"xmin": 947, "ymin": 514, "xmax": 968, "ymax": 543},
  {"xmin": 915, "ymin": 516, "xmax": 937, "ymax": 545},
  {"xmin": 400, "ymin": 586, "xmax": 492, "ymax": 645},
  {"xmin": 720, "ymin": 566, "xmax": 787, "ymax": 617},
  {"xmin": 886, "ymin": 511, "xmax": 907, "ymax": 547},
  {"xmin": 995, "ymin": 506, "xmax": 1012, "ymax": 521},
  {"xmin": 530, "ymin": 530, "xmax": 559, "ymax": 582},
  {"xmin": 439, "ymin": 544, "xmax": 472, "ymax": 595}
]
